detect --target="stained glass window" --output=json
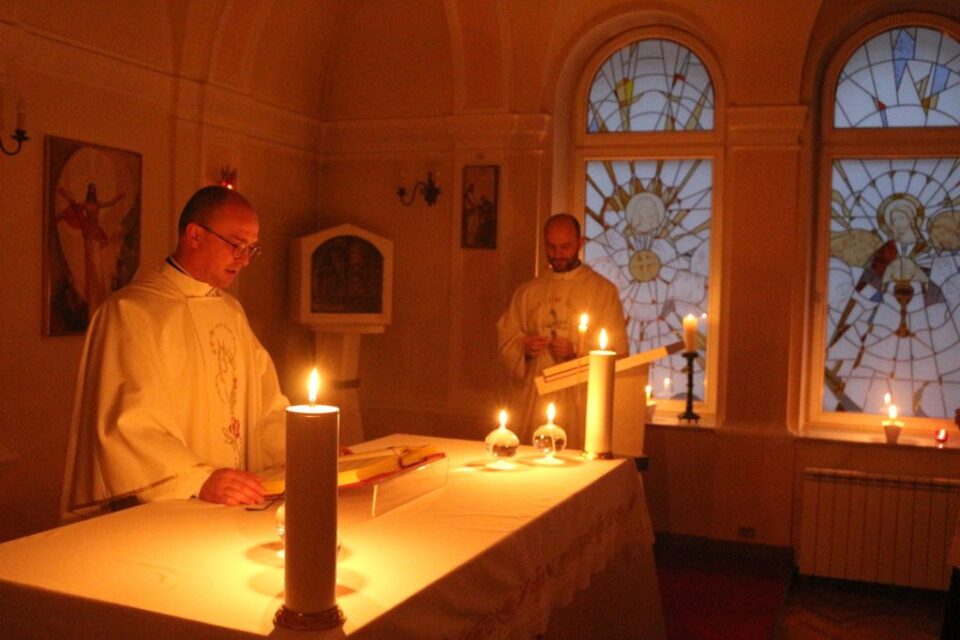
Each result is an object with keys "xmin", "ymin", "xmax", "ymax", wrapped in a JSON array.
[
  {"xmin": 583, "ymin": 159, "xmax": 712, "ymax": 400},
  {"xmin": 587, "ymin": 39, "xmax": 714, "ymax": 133},
  {"xmin": 835, "ymin": 27, "xmax": 960, "ymax": 128},
  {"xmin": 825, "ymin": 158, "xmax": 960, "ymax": 418}
]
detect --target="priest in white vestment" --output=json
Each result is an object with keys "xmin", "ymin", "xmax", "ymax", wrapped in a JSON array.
[
  {"xmin": 497, "ymin": 214, "xmax": 628, "ymax": 448},
  {"xmin": 62, "ymin": 187, "xmax": 288, "ymax": 517}
]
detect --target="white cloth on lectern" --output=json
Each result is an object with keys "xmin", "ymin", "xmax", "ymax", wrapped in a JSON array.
[
  {"xmin": 496, "ymin": 263, "xmax": 627, "ymax": 448},
  {"xmin": 62, "ymin": 261, "xmax": 287, "ymax": 516}
]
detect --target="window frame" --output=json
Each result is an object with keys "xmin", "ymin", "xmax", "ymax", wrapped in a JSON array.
[
  {"xmin": 571, "ymin": 27, "xmax": 725, "ymax": 420},
  {"xmin": 807, "ymin": 13, "xmax": 960, "ymax": 432}
]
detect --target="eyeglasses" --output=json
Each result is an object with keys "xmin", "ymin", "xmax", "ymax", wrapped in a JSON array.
[{"xmin": 197, "ymin": 223, "xmax": 263, "ymax": 260}]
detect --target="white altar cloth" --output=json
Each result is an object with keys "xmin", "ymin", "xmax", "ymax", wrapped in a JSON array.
[{"xmin": 0, "ymin": 434, "xmax": 664, "ymax": 639}]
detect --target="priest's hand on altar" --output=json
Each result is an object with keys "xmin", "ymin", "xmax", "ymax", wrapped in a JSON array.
[
  {"xmin": 198, "ymin": 468, "xmax": 266, "ymax": 506},
  {"xmin": 548, "ymin": 336, "xmax": 576, "ymax": 361},
  {"xmin": 524, "ymin": 334, "xmax": 549, "ymax": 357}
]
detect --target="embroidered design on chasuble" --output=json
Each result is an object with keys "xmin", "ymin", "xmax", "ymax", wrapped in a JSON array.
[{"xmin": 210, "ymin": 322, "xmax": 242, "ymax": 468}]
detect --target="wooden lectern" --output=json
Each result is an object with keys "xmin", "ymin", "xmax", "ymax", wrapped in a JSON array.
[{"xmin": 534, "ymin": 342, "xmax": 683, "ymax": 457}]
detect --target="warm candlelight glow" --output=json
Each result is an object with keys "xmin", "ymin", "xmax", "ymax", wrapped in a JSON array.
[
  {"xmin": 498, "ymin": 409, "xmax": 508, "ymax": 429},
  {"xmin": 883, "ymin": 392, "xmax": 891, "ymax": 406},
  {"xmin": 664, "ymin": 377, "xmax": 671, "ymax": 392},
  {"xmin": 937, "ymin": 428, "xmax": 948, "ymax": 443},
  {"xmin": 887, "ymin": 404, "xmax": 898, "ymax": 420},
  {"xmin": 645, "ymin": 384, "xmax": 652, "ymax": 403},
  {"xmin": 598, "ymin": 328, "xmax": 608, "ymax": 350},
  {"xmin": 307, "ymin": 368, "xmax": 320, "ymax": 405},
  {"xmin": 547, "ymin": 402, "xmax": 556, "ymax": 424},
  {"xmin": 579, "ymin": 314, "xmax": 589, "ymax": 333}
]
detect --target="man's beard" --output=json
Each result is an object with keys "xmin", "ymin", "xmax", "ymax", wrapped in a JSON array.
[{"xmin": 549, "ymin": 257, "xmax": 581, "ymax": 273}]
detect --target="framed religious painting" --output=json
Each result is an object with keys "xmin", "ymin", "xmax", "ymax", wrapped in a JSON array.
[
  {"xmin": 42, "ymin": 136, "xmax": 142, "ymax": 336},
  {"xmin": 461, "ymin": 165, "xmax": 499, "ymax": 249}
]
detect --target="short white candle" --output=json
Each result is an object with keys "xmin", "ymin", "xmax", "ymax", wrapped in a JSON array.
[
  {"xmin": 682, "ymin": 314, "xmax": 698, "ymax": 353},
  {"xmin": 881, "ymin": 404, "xmax": 903, "ymax": 445}
]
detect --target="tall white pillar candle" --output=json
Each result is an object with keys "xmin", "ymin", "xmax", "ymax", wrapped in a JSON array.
[
  {"xmin": 583, "ymin": 329, "xmax": 616, "ymax": 459},
  {"xmin": 275, "ymin": 369, "xmax": 344, "ymax": 630}
]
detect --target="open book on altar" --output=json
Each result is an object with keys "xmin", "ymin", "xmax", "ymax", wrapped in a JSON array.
[
  {"xmin": 261, "ymin": 444, "xmax": 442, "ymax": 495},
  {"xmin": 533, "ymin": 341, "xmax": 684, "ymax": 458}
]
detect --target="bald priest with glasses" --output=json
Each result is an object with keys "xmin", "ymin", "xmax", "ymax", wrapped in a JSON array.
[{"xmin": 62, "ymin": 186, "xmax": 288, "ymax": 517}]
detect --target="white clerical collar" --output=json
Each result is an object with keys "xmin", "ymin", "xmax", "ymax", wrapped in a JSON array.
[
  {"xmin": 162, "ymin": 258, "xmax": 220, "ymax": 297},
  {"xmin": 547, "ymin": 262, "xmax": 586, "ymax": 281}
]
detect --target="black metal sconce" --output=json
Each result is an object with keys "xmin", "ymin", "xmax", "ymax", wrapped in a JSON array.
[
  {"xmin": 397, "ymin": 171, "xmax": 441, "ymax": 206},
  {"xmin": 1, "ymin": 101, "xmax": 28, "ymax": 156}
]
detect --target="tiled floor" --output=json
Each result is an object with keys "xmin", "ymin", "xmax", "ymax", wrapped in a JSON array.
[
  {"xmin": 655, "ymin": 535, "xmax": 949, "ymax": 640},
  {"xmin": 773, "ymin": 576, "xmax": 948, "ymax": 639}
]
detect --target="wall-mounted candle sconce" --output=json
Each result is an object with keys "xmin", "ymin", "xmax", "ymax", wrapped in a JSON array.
[
  {"xmin": 397, "ymin": 171, "xmax": 440, "ymax": 206},
  {"xmin": 219, "ymin": 166, "xmax": 238, "ymax": 190},
  {"xmin": 1, "ymin": 100, "xmax": 28, "ymax": 156}
]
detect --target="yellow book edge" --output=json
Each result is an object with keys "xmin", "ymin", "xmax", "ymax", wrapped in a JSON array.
[{"xmin": 261, "ymin": 443, "xmax": 439, "ymax": 496}]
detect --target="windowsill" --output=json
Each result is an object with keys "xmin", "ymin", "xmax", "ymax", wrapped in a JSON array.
[
  {"xmin": 799, "ymin": 425, "xmax": 960, "ymax": 452},
  {"xmin": 646, "ymin": 415, "xmax": 717, "ymax": 430},
  {"xmin": 644, "ymin": 418, "xmax": 960, "ymax": 452}
]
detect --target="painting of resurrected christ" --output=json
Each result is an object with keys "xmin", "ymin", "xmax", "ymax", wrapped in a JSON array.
[{"xmin": 43, "ymin": 136, "xmax": 141, "ymax": 336}]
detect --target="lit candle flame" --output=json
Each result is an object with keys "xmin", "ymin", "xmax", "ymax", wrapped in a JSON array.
[
  {"xmin": 498, "ymin": 409, "xmax": 508, "ymax": 430},
  {"xmin": 547, "ymin": 402, "xmax": 556, "ymax": 424},
  {"xmin": 887, "ymin": 404, "xmax": 898, "ymax": 420},
  {"xmin": 579, "ymin": 313, "xmax": 589, "ymax": 333},
  {"xmin": 598, "ymin": 328, "xmax": 608, "ymax": 350},
  {"xmin": 307, "ymin": 368, "xmax": 320, "ymax": 405},
  {"xmin": 645, "ymin": 385, "xmax": 652, "ymax": 403},
  {"xmin": 664, "ymin": 377, "xmax": 671, "ymax": 392},
  {"xmin": 883, "ymin": 392, "xmax": 891, "ymax": 406}
]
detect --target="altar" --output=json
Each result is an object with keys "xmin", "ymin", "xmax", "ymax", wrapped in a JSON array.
[{"xmin": 0, "ymin": 435, "xmax": 665, "ymax": 639}]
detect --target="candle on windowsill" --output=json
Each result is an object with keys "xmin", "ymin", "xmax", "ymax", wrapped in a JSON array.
[
  {"xmin": 881, "ymin": 404, "xmax": 903, "ymax": 445},
  {"xmin": 645, "ymin": 384, "xmax": 656, "ymax": 423},
  {"xmin": 936, "ymin": 428, "xmax": 949, "ymax": 448}
]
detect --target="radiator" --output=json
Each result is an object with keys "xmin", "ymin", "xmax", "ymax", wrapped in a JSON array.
[{"xmin": 799, "ymin": 467, "xmax": 960, "ymax": 590}]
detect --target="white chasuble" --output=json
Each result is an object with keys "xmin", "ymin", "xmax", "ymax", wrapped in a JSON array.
[
  {"xmin": 496, "ymin": 264, "xmax": 627, "ymax": 448},
  {"xmin": 62, "ymin": 262, "xmax": 288, "ymax": 517}
]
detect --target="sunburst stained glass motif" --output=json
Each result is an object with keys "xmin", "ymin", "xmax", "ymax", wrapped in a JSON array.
[
  {"xmin": 583, "ymin": 159, "xmax": 712, "ymax": 401},
  {"xmin": 825, "ymin": 158, "xmax": 960, "ymax": 418},
  {"xmin": 587, "ymin": 39, "xmax": 714, "ymax": 133},
  {"xmin": 835, "ymin": 27, "xmax": 960, "ymax": 128}
]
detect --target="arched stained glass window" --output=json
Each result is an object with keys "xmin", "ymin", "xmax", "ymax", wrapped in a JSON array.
[
  {"xmin": 835, "ymin": 27, "xmax": 960, "ymax": 128},
  {"xmin": 826, "ymin": 158, "xmax": 960, "ymax": 417},
  {"xmin": 580, "ymin": 35, "xmax": 718, "ymax": 404},
  {"xmin": 587, "ymin": 39, "xmax": 714, "ymax": 133},
  {"xmin": 820, "ymin": 22, "xmax": 960, "ymax": 422}
]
